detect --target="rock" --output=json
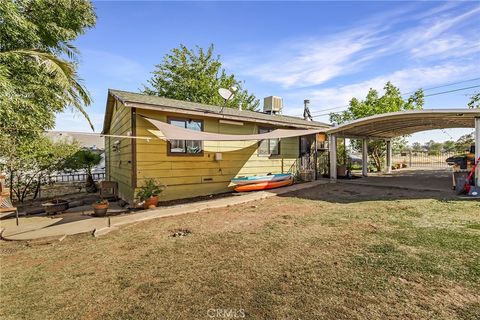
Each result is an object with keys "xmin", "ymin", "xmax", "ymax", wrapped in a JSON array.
[
  {"xmin": 68, "ymin": 200, "xmax": 84, "ymax": 208},
  {"xmin": 93, "ymin": 226, "xmax": 118, "ymax": 237},
  {"xmin": 25, "ymin": 207, "xmax": 45, "ymax": 215}
]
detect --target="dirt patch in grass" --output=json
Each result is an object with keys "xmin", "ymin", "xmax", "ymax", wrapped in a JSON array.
[{"xmin": 1, "ymin": 184, "xmax": 479, "ymax": 319}]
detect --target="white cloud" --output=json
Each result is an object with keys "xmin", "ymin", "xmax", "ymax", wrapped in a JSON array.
[
  {"xmin": 228, "ymin": 3, "xmax": 480, "ymax": 89},
  {"xmin": 283, "ymin": 61, "xmax": 479, "ymax": 117},
  {"xmin": 232, "ymin": 28, "xmax": 386, "ymax": 88}
]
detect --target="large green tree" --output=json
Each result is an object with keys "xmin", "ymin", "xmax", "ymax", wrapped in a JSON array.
[
  {"xmin": 330, "ymin": 82, "xmax": 424, "ymax": 171},
  {"xmin": 0, "ymin": 0, "xmax": 96, "ymax": 142},
  {"xmin": 144, "ymin": 44, "xmax": 259, "ymax": 111},
  {"xmin": 0, "ymin": 0, "xmax": 96, "ymax": 198}
]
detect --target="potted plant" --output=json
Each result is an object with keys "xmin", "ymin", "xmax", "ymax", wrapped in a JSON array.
[
  {"xmin": 136, "ymin": 179, "xmax": 165, "ymax": 209},
  {"xmin": 92, "ymin": 199, "xmax": 109, "ymax": 217}
]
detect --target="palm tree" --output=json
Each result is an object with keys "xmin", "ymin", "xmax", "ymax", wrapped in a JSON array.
[{"xmin": 0, "ymin": 49, "xmax": 94, "ymax": 130}]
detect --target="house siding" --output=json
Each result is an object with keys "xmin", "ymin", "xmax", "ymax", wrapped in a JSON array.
[
  {"xmin": 105, "ymin": 100, "xmax": 134, "ymax": 202},
  {"xmin": 134, "ymin": 109, "xmax": 300, "ymax": 202}
]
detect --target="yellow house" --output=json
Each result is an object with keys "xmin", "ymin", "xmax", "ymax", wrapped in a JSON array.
[{"xmin": 102, "ymin": 89, "xmax": 330, "ymax": 203}]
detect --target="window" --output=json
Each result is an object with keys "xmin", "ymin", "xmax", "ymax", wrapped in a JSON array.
[
  {"xmin": 300, "ymin": 135, "xmax": 314, "ymax": 156},
  {"xmin": 168, "ymin": 118, "xmax": 203, "ymax": 155},
  {"xmin": 258, "ymin": 128, "xmax": 280, "ymax": 156}
]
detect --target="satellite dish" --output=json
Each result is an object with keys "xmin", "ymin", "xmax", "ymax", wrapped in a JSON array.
[{"xmin": 218, "ymin": 88, "xmax": 234, "ymax": 101}]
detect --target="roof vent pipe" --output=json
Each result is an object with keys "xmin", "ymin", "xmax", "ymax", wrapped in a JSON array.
[{"xmin": 303, "ymin": 99, "xmax": 313, "ymax": 121}]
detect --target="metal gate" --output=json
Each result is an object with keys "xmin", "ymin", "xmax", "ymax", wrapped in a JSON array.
[{"xmin": 392, "ymin": 151, "xmax": 455, "ymax": 168}]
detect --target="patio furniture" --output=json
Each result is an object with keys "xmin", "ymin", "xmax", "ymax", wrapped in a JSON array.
[
  {"xmin": 100, "ymin": 181, "xmax": 118, "ymax": 200},
  {"xmin": 0, "ymin": 192, "xmax": 19, "ymax": 226}
]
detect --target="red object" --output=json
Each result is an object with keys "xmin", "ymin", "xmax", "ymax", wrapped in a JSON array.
[
  {"xmin": 465, "ymin": 157, "xmax": 480, "ymax": 193},
  {"xmin": 143, "ymin": 195, "xmax": 159, "ymax": 209},
  {"xmin": 234, "ymin": 177, "xmax": 294, "ymax": 192}
]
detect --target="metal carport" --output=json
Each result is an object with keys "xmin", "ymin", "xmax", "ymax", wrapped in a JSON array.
[{"xmin": 327, "ymin": 109, "xmax": 480, "ymax": 186}]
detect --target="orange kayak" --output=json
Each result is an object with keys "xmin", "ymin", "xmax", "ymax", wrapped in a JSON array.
[{"xmin": 234, "ymin": 177, "xmax": 294, "ymax": 192}]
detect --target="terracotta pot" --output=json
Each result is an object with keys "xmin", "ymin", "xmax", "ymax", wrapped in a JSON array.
[
  {"xmin": 92, "ymin": 203, "xmax": 109, "ymax": 217},
  {"xmin": 143, "ymin": 195, "xmax": 159, "ymax": 209}
]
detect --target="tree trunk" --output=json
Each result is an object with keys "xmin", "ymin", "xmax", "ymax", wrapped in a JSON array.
[
  {"xmin": 85, "ymin": 168, "xmax": 97, "ymax": 193},
  {"xmin": 9, "ymin": 168, "xmax": 14, "ymax": 203},
  {"xmin": 33, "ymin": 178, "xmax": 42, "ymax": 200}
]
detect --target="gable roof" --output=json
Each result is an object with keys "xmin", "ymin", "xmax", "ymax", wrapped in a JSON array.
[{"xmin": 102, "ymin": 89, "xmax": 331, "ymax": 133}]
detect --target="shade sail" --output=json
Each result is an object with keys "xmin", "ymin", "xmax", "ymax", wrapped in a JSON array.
[{"xmin": 144, "ymin": 117, "xmax": 324, "ymax": 141}]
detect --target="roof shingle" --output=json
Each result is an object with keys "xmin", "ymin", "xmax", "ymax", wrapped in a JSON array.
[{"xmin": 107, "ymin": 89, "xmax": 330, "ymax": 130}]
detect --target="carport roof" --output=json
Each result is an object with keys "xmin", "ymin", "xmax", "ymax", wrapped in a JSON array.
[{"xmin": 327, "ymin": 109, "xmax": 480, "ymax": 139}]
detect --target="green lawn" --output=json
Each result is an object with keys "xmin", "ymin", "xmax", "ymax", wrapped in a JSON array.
[{"xmin": 1, "ymin": 184, "xmax": 479, "ymax": 319}]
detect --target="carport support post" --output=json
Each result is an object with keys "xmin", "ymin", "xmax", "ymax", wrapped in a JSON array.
[
  {"xmin": 362, "ymin": 138, "xmax": 368, "ymax": 177},
  {"xmin": 329, "ymin": 134, "xmax": 337, "ymax": 181},
  {"xmin": 386, "ymin": 140, "xmax": 392, "ymax": 174},
  {"xmin": 475, "ymin": 117, "xmax": 480, "ymax": 187}
]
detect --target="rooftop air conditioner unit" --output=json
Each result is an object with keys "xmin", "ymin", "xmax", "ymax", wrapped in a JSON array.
[{"xmin": 263, "ymin": 96, "xmax": 283, "ymax": 114}]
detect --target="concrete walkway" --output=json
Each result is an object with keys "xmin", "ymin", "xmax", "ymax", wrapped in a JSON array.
[
  {"xmin": 341, "ymin": 168, "xmax": 453, "ymax": 193},
  {"xmin": 0, "ymin": 180, "xmax": 329, "ymax": 241}
]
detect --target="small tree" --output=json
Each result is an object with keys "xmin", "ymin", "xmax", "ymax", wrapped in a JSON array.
[
  {"xmin": 64, "ymin": 149, "xmax": 102, "ymax": 193},
  {"xmin": 467, "ymin": 91, "xmax": 479, "ymax": 109},
  {"xmin": 144, "ymin": 44, "xmax": 259, "ymax": 111},
  {"xmin": 455, "ymin": 133, "xmax": 474, "ymax": 153},
  {"xmin": 424, "ymin": 140, "xmax": 443, "ymax": 156},
  {"xmin": 442, "ymin": 140, "xmax": 456, "ymax": 153},
  {"xmin": 0, "ymin": 136, "xmax": 79, "ymax": 202},
  {"xmin": 330, "ymin": 82, "xmax": 424, "ymax": 171},
  {"xmin": 411, "ymin": 142, "xmax": 423, "ymax": 153}
]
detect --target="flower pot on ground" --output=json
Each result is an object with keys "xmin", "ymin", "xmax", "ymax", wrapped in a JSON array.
[
  {"xmin": 143, "ymin": 195, "xmax": 159, "ymax": 209},
  {"xmin": 42, "ymin": 199, "xmax": 69, "ymax": 215},
  {"xmin": 136, "ymin": 179, "xmax": 165, "ymax": 209},
  {"xmin": 92, "ymin": 200, "xmax": 109, "ymax": 217}
]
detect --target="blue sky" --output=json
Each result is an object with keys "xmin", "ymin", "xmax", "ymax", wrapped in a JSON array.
[{"xmin": 57, "ymin": 1, "xmax": 480, "ymax": 144}]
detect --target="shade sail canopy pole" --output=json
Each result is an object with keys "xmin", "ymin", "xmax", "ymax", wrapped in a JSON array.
[
  {"xmin": 143, "ymin": 117, "xmax": 325, "ymax": 141},
  {"xmin": 329, "ymin": 134, "xmax": 337, "ymax": 181},
  {"xmin": 362, "ymin": 138, "xmax": 368, "ymax": 177}
]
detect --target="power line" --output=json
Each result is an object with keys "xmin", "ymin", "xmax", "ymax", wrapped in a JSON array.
[
  {"xmin": 296, "ymin": 77, "xmax": 480, "ymax": 117},
  {"xmin": 402, "ymin": 77, "xmax": 480, "ymax": 96},
  {"xmin": 308, "ymin": 85, "xmax": 480, "ymax": 119},
  {"xmin": 423, "ymin": 84, "xmax": 480, "ymax": 97},
  {"xmin": 0, "ymin": 127, "xmax": 155, "ymax": 141}
]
